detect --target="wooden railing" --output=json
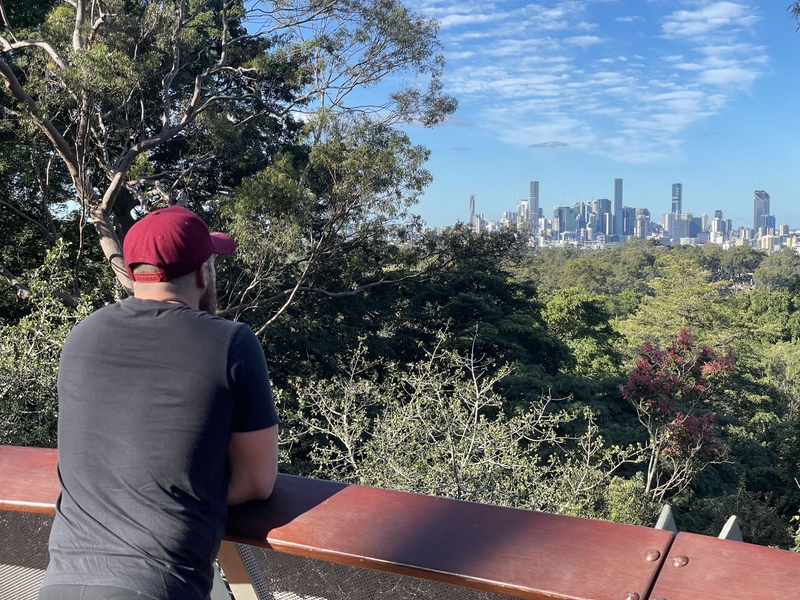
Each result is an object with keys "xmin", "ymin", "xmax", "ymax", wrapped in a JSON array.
[{"xmin": 1, "ymin": 445, "xmax": 798, "ymax": 600}]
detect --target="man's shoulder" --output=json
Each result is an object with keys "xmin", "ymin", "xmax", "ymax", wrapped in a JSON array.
[{"xmin": 71, "ymin": 298, "xmax": 247, "ymax": 339}]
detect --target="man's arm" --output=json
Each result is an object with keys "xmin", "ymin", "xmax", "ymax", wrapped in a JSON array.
[{"xmin": 227, "ymin": 424, "xmax": 279, "ymax": 505}]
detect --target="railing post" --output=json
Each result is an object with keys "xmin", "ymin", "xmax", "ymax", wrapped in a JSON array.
[{"xmin": 216, "ymin": 541, "xmax": 258, "ymax": 600}]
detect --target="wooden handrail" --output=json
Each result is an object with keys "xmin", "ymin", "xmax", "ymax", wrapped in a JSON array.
[
  {"xmin": 4, "ymin": 445, "xmax": 798, "ymax": 599},
  {"xmin": 650, "ymin": 531, "xmax": 800, "ymax": 599},
  {"xmin": 0, "ymin": 445, "xmax": 677, "ymax": 600}
]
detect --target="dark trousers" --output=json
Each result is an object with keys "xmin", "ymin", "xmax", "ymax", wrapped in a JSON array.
[{"xmin": 38, "ymin": 585, "xmax": 157, "ymax": 600}]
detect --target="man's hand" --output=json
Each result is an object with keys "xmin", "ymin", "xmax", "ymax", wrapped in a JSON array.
[{"xmin": 227, "ymin": 424, "xmax": 278, "ymax": 505}]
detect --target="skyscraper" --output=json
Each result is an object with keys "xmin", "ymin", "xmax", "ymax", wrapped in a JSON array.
[
  {"xmin": 613, "ymin": 178, "xmax": 623, "ymax": 235},
  {"xmin": 671, "ymin": 184, "xmax": 682, "ymax": 214},
  {"xmin": 594, "ymin": 198, "xmax": 612, "ymax": 235},
  {"xmin": 553, "ymin": 206, "xmax": 576, "ymax": 235},
  {"xmin": 469, "ymin": 195, "xmax": 475, "ymax": 225},
  {"xmin": 517, "ymin": 200, "xmax": 529, "ymax": 223},
  {"xmin": 528, "ymin": 181, "xmax": 539, "ymax": 233},
  {"xmin": 753, "ymin": 190, "xmax": 770, "ymax": 230}
]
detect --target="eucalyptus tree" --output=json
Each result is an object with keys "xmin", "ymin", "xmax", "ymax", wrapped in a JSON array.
[{"xmin": 0, "ymin": 0, "xmax": 455, "ymax": 326}]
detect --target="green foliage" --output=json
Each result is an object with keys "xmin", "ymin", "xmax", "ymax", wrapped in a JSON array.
[
  {"xmin": 600, "ymin": 473, "xmax": 659, "ymax": 526},
  {"xmin": 793, "ymin": 515, "xmax": 800, "ymax": 552},
  {"xmin": 543, "ymin": 288, "xmax": 622, "ymax": 379},
  {"xmin": 284, "ymin": 339, "xmax": 641, "ymax": 517},
  {"xmin": 680, "ymin": 488, "xmax": 793, "ymax": 548},
  {"xmin": 616, "ymin": 254, "xmax": 734, "ymax": 350},
  {"xmin": 0, "ymin": 242, "xmax": 92, "ymax": 447},
  {"xmin": 719, "ymin": 245, "xmax": 765, "ymax": 281},
  {"xmin": 753, "ymin": 247, "xmax": 800, "ymax": 291}
]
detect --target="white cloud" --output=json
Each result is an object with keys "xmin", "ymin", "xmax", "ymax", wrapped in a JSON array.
[
  {"xmin": 699, "ymin": 67, "xmax": 760, "ymax": 86},
  {"xmin": 439, "ymin": 13, "xmax": 507, "ymax": 28},
  {"xmin": 565, "ymin": 35, "xmax": 604, "ymax": 47},
  {"xmin": 402, "ymin": 0, "xmax": 769, "ymax": 164},
  {"xmin": 662, "ymin": 2, "xmax": 757, "ymax": 39},
  {"xmin": 446, "ymin": 51, "xmax": 476, "ymax": 60}
]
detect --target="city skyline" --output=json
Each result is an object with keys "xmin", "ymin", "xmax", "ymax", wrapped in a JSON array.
[
  {"xmin": 390, "ymin": 1, "xmax": 800, "ymax": 229},
  {"xmin": 465, "ymin": 179, "xmax": 786, "ymax": 232}
]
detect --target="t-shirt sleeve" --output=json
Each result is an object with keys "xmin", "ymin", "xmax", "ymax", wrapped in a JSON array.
[{"xmin": 227, "ymin": 325, "xmax": 280, "ymax": 432}]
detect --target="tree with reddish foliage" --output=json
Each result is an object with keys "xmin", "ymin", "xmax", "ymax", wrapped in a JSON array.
[{"xmin": 622, "ymin": 328, "xmax": 734, "ymax": 504}]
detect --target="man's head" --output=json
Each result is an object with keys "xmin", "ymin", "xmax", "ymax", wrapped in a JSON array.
[{"xmin": 123, "ymin": 207, "xmax": 235, "ymax": 313}]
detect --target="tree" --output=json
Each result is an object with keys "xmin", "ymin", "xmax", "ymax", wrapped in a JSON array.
[
  {"xmin": 719, "ymin": 245, "xmax": 765, "ymax": 282},
  {"xmin": 616, "ymin": 255, "xmax": 735, "ymax": 350},
  {"xmin": 542, "ymin": 288, "xmax": 622, "ymax": 379},
  {"xmin": 0, "ymin": 241, "xmax": 93, "ymax": 446},
  {"xmin": 622, "ymin": 329, "xmax": 733, "ymax": 504},
  {"xmin": 0, "ymin": 0, "xmax": 455, "ymax": 322},
  {"xmin": 288, "ymin": 335, "xmax": 640, "ymax": 517},
  {"xmin": 393, "ymin": 228, "xmax": 568, "ymax": 374},
  {"xmin": 753, "ymin": 247, "xmax": 800, "ymax": 291}
]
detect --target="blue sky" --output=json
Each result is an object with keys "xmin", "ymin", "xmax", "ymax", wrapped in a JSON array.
[{"xmin": 394, "ymin": 1, "xmax": 800, "ymax": 229}]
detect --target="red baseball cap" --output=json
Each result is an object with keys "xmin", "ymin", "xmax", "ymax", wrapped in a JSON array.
[{"xmin": 123, "ymin": 206, "xmax": 236, "ymax": 283}]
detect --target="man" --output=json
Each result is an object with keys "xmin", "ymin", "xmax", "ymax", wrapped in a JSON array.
[{"xmin": 39, "ymin": 206, "xmax": 279, "ymax": 600}]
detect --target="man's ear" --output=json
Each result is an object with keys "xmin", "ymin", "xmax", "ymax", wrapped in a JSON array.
[{"xmin": 195, "ymin": 265, "xmax": 207, "ymax": 289}]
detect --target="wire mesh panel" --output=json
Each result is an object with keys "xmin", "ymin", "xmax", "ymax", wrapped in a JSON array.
[
  {"xmin": 236, "ymin": 544, "xmax": 522, "ymax": 600},
  {"xmin": 0, "ymin": 511, "xmax": 52, "ymax": 600}
]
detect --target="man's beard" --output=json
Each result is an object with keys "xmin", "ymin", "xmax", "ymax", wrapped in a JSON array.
[{"xmin": 199, "ymin": 283, "xmax": 217, "ymax": 315}]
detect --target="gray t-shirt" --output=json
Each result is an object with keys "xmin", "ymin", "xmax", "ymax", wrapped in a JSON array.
[{"xmin": 42, "ymin": 297, "xmax": 279, "ymax": 599}]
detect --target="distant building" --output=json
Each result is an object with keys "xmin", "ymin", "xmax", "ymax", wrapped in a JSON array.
[
  {"xmin": 634, "ymin": 209, "xmax": 650, "ymax": 240},
  {"xmin": 529, "ymin": 181, "xmax": 540, "ymax": 229},
  {"xmin": 614, "ymin": 178, "xmax": 623, "ymax": 234},
  {"xmin": 469, "ymin": 195, "xmax": 475, "ymax": 224},
  {"xmin": 573, "ymin": 201, "xmax": 587, "ymax": 230},
  {"xmin": 518, "ymin": 199, "xmax": 530, "ymax": 223},
  {"xmin": 621, "ymin": 206, "xmax": 637, "ymax": 236},
  {"xmin": 753, "ymin": 190, "xmax": 770, "ymax": 231},
  {"xmin": 553, "ymin": 205, "xmax": 577, "ymax": 235},
  {"xmin": 589, "ymin": 198, "xmax": 612, "ymax": 236},
  {"xmin": 662, "ymin": 212, "xmax": 676, "ymax": 237},
  {"xmin": 671, "ymin": 183, "xmax": 682, "ymax": 214}
]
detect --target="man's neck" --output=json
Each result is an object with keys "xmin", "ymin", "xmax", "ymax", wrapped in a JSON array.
[{"xmin": 132, "ymin": 287, "xmax": 200, "ymax": 310}]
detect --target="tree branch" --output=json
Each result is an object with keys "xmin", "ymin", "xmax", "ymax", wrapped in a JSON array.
[
  {"xmin": 220, "ymin": 274, "xmax": 419, "ymax": 320},
  {"xmin": 0, "ymin": 199, "xmax": 54, "ymax": 243},
  {"xmin": 0, "ymin": 57, "xmax": 79, "ymax": 183},
  {"xmin": 0, "ymin": 259, "xmax": 31, "ymax": 299},
  {"xmin": 0, "ymin": 36, "xmax": 68, "ymax": 70},
  {"xmin": 73, "ymin": 0, "xmax": 86, "ymax": 51}
]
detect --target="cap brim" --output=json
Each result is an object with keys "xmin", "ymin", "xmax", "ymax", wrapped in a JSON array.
[{"xmin": 210, "ymin": 232, "xmax": 236, "ymax": 255}]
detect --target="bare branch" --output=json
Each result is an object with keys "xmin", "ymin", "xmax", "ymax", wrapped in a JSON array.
[
  {"xmin": 221, "ymin": 274, "xmax": 419, "ymax": 320},
  {"xmin": 0, "ymin": 199, "xmax": 54, "ymax": 243},
  {"xmin": 0, "ymin": 256, "xmax": 79, "ymax": 307},
  {"xmin": 0, "ymin": 259, "xmax": 31, "ymax": 299},
  {"xmin": 73, "ymin": 0, "xmax": 86, "ymax": 51},
  {"xmin": 0, "ymin": 36, "xmax": 68, "ymax": 70},
  {"xmin": 0, "ymin": 0, "xmax": 16, "ymax": 42},
  {"xmin": 31, "ymin": 152, "xmax": 60, "ymax": 242}
]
